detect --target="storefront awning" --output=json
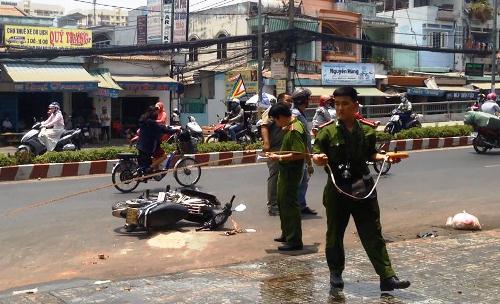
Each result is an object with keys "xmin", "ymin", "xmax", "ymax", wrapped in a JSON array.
[
  {"xmin": 305, "ymin": 87, "xmax": 389, "ymax": 97},
  {"xmin": 112, "ymin": 75, "xmax": 181, "ymax": 92},
  {"xmin": 1, "ymin": 63, "xmax": 98, "ymax": 92},
  {"xmin": 90, "ymin": 69, "xmax": 122, "ymax": 98},
  {"xmin": 407, "ymin": 86, "xmax": 477, "ymax": 100}
]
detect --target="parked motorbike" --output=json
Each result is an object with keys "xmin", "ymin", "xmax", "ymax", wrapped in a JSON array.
[
  {"xmin": 16, "ymin": 122, "xmax": 81, "ymax": 156},
  {"xmin": 112, "ymin": 186, "xmax": 245, "ymax": 233},
  {"xmin": 384, "ymin": 109, "xmax": 423, "ymax": 135},
  {"xmin": 186, "ymin": 116, "xmax": 204, "ymax": 145},
  {"xmin": 205, "ymin": 115, "xmax": 254, "ymax": 144}
]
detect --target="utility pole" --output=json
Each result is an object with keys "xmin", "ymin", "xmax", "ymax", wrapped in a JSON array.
[
  {"xmin": 491, "ymin": 0, "xmax": 498, "ymax": 93},
  {"xmin": 257, "ymin": 0, "xmax": 263, "ymax": 105},
  {"xmin": 286, "ymin": 0, "xmax": 295, "ymax": 94},
  {"xmin": 93, "ymin": 0, "xmax": 97, "ymax": 26}
]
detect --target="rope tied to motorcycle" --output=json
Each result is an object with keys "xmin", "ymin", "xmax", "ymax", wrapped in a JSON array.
[{"xmin": 2, "ymin": 150, "xmax": 407, "ymax": 217}]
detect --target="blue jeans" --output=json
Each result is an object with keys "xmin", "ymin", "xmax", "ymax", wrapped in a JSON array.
[
  {"xmin": 297, "ymin": 165, "xmax": 309, "ymax": 209},
  {"xmin": 228, "ymin": 123, "xmax": 243, "ymax": 141}
]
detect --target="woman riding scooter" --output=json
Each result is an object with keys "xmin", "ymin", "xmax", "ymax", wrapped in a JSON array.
[{"xmin": 39, "ymin": 102, "xmax": 65, "ymax": 151}]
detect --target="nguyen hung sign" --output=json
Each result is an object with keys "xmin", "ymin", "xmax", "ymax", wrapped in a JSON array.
[
  {"xmin": 4, "ymin": 25, "xmax": 92, "ymax": 49},
  {"xmin": 321, "ymin": 63, "xmax": 375, "ymax": 86}
]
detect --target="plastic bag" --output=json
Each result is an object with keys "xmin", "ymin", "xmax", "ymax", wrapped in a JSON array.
[{"xmin": 446, "ymin": 211, "xmax": 482, "ymax": 231}]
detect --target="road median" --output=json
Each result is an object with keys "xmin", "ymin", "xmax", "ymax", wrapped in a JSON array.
[{"xmin": 0, "ymin": 136, "xmax": 472, "ymax": 182}]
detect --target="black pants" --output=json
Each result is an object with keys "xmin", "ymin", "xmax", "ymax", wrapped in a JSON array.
[
  {"xmin": 101, "ymin": 126, "xmax": 110, "ymax": 141},
  {"xmin": 137, "ymin": 150, "xmax": 152, "ymax": 170}
]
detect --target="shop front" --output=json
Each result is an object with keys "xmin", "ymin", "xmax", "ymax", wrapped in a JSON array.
[{"xmin": 0, "ymin": 62, "xmax": 98, "ymax": 132}]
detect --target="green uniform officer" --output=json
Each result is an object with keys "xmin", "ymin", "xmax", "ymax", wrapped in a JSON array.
[
  {"xmin": 312, "ymin": 86, "xmax": 411, "ymax": 292},
  {"xmin": 267, "ymin": 102, "xmax": 307, "ymax": 251}
]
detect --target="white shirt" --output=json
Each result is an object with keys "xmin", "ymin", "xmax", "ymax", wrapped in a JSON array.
[
  {"xmin": 481, "ymin": 101, "xmax": 500, "ymax": 115},
  {"xmin": 42, "ymin": 111, "xmax": 65, "ymax": 129}
]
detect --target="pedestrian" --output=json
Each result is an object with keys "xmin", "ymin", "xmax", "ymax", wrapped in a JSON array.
[
  {"xmin": 291, "ymin": 88, "xmax": 317, "ymax": 215},
  {"xmin": 261, "ymin": 93, "xmax": 292, "ymax": 216},
  {"xmin": 266, "ymin": 102, "xmax": 307, "ymax": 251},
  {"xmin": 100, "ymin": 106, "xmax": 111, "ymax": 142},
  {"xmin": 1, "ymin": 116, "xmax": 13, "ymax": 132},
  {"xmin": 88, "ymin": 108, "xmax": 100, "ymax": 144},
  {"xmin": 312, "ymin": 86, "xmax": 410, "ymax": 292}
]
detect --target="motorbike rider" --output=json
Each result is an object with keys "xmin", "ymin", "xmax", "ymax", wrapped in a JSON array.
[
  {"xmin": 137, "ymin": 106, "xmax": 171, "ymax": 172},
  {"xmin": 224, "ymin": 98, "xmax": 245, "ymax": 141},
  {"xmin": 171, "ymin": 108, "xmax": 181, "ymax": 126},
  {"xmin": 155, "ymin": 101, "xmax": 168, "ymax": 125},
  {"xmin": 39, "ymin": 102, "xmax": 65, "ymax": 151},
  {"xmin": 481, "ymin": 92, "xmax": 500, "ymax": 116},
  {"xmin": 312, "ymin": 95, "xmax": 335, "ymax": 129},
  {"xmin": 395, "ymin": 93, "xmax": 413, "ymax": 127}
]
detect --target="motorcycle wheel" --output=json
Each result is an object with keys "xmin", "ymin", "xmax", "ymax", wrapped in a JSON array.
[
  {"xmin": 15, "ymin": 146, "xmax": 32, "ymax": 156},
  {"xmin": 205, "ymin": 134, "xmax": 219, "ymax": 143},
  {"xmin": 373, "ymin": 160, "xmax": 391, "ymax": 175},
  {"xmin": 472, "ymin": 137, "xmax": 488, "ymax": 154},
  {"xmin": 173, "ymin": 157, "xmax": 201, "ymax": 187},
  {"xmin": 384, "ymin": 124, "xmax": 394, "ymax": 134},
  {"xmin": 237, "ymin": 134, "xmax": 253, "ymax": 145},
  {"xmin": 111, "ymin": 161, "xmax": 140, "ymax": 193}
]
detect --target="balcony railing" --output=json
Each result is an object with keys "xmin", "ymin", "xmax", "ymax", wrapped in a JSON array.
[{"xmin": 322, "ymin": 41, "xmax": 357, "ymax": 61}]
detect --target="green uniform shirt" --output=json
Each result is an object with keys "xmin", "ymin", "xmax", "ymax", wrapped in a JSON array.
[
  {"xmin": 280, "ymin": 118, "xmax": 307, "ymax": 169},
  {"xmin": 313, "ymin": 120, "xmax": 377, "ymax": 179}
]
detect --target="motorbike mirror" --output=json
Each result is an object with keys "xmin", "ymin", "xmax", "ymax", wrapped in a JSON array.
[{"xmin": 234, "ymin": 204, "xmax": 246, "ymax": 212}]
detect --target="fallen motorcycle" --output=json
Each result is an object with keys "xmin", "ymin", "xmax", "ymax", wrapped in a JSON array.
[{"xmin": 111, "ymin": 186, "xmax": 245, "ymax": 233}]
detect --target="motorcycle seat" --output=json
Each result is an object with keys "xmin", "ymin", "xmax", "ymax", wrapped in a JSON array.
[{"xmin": 117, "ymin": 153, "xmax": 138, "ymax": 160}]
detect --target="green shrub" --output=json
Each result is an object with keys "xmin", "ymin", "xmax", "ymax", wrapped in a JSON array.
[
  {"xmin": 375, "ymin": 131, "xmax": 393, "ymax": 142},
  {"xmin": 196, "ymin": 142, "xmax": 244, "ymax": 153},
  {"xmin": 394, "ymin": 125, "xmax": 472, "ymax": 140},
  {"xmin": 0, "ymin": 154, "xmax": 16, "ymax": 167},
  {"xmin": 244, "ymin": 141, "xmax": 263, "ymax": 150},
  {"xmin": 33, "ymin": 146, "xmax": 135, "ymax": 164}
]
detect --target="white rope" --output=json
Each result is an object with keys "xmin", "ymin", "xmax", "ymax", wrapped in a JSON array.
[{"xmin": 325, "ymin": 158, "xmax": 387, "ymax": 201}]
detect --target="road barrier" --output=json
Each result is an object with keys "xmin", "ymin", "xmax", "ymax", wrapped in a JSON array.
[{"xmin": 0, "ymin": 136, "xmax": 473, "ymax": 182}]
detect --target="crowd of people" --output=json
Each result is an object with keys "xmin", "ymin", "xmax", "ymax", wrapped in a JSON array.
[{"xmin": 262, "ymin": 86, "xmax": 411, "ymax": 292}]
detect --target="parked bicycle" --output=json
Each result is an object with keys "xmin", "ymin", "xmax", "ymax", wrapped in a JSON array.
[{"xmin": 112, "ymin": 131, "xmax": 201, "ymax": 193}]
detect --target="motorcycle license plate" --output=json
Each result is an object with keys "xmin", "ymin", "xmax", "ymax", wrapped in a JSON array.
[
  {"xmin": 471, "ymin": 132, "xmax": 478, "ymax": 138},
  {"xmin": 84, "ymin": 132, "xmax": 90, "ymax": 136},
  {"xmin": 126, "ymin": 208, "xmax": 139, "ymax": 225}
]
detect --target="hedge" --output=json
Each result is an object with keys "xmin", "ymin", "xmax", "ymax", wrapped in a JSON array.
[{"xmin": 0, "ymin": 125, "xmax": 472, "ymax": 167}]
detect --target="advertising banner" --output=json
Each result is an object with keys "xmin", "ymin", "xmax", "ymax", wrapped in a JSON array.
[
  {"xmin": 271, "ymin": 52, "xmax": 287, "ymax": 79},
  {"xmin": 321, "ymin": 63, "xmax": 375, "ymax": 86},
  {"xmin": 147, "ymin": 0, "xmax": 162, "ymax": 44},
  {"xmin": 137, "ymin": 15, "xmax": 147, "ymax": 45},
  {"xmin": 173, "ymin": 0, "xmax": 188, "ymax": 42},
  {"xmin": 4, "ymin": 25, "xmax": 92, "ymax": 49},
  {"xmin": 163, "ymin": 0, "xmax": 173, "ymax": 43}
]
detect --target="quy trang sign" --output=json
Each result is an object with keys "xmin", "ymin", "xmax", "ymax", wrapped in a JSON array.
[
  {"xmin": 4, "ymin": 25, "xmax": 92, "ymax": 49},
  {"xmin": 321, "ymin": 63, "xmax": 375, "ymax": 86}
]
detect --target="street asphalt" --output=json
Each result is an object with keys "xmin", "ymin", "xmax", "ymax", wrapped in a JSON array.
[{"xmin": 1, "ymin": 146, "xmax": 500, "ymax": 295}]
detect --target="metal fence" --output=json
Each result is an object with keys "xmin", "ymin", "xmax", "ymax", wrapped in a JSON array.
[{"xmin": 362, "ymin": 100, "xmax": 473, "ymax": 119}]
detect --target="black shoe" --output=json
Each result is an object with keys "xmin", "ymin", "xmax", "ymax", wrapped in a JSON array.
[
  {"xmin": 274, "ymin": 236, "xmax": 286, "ymax": 242},
  {"xmin": 380, "ymin": 276, "xmax": 411, "ymax": 291},
  {"xmin": 330, "ymin": 273, "xmax": 344, "ymax": 289},
  {"xmin": 301, "ymin": 207, "xmax": 317, "ymax": 215},
  {"xmin": 277, "ymin": 244, "xmax": 303, "ymax": 251}
]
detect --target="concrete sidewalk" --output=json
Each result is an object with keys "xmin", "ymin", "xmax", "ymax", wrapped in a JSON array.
[{"xmin": 2, "ymin": 229, "xmax": 499, "ymax": 304}]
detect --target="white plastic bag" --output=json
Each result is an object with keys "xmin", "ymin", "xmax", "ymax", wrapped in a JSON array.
[{"xmin": 446, "ymin": 211, "xmax": 482, "ymax": 231}]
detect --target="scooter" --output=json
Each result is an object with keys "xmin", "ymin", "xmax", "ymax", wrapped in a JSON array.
[
  {"xmin": 471, "ymin": 126, "xmax": 500, "ymax": 153},
  {"xmin": 205, "ymin": 115, "xmax": 254, "ymax": 144},
  {"xmin": 112, "ymin": 186, "xmax": 246, "ymax": 233},
  {"xmin": 384, "ymin": 109, "xmax": 423, "ymax": 135},
  {"xmin": 16, "ymin": 122, "xmax": 81, "ymax": 156},
  {"xmin": 186, "ymin": 116, "xmax": 204, "ymax": 145}
]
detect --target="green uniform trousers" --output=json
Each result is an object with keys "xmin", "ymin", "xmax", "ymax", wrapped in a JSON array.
[
  {"xmin": 323, "ymin": 182, "xmax": 395, "ymax": 279},
  {"xmin": 277, "ymin": 165, "xmax": 303, "ymax": 246}
]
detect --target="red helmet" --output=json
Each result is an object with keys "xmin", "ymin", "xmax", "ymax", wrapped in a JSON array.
[
  {"xmin": 487, "ymin": 92, "xmax": 497, "ymax": 100},
  {"xmin": 319, "ymin": 95, "xmax": 333, "ymax": 107}
]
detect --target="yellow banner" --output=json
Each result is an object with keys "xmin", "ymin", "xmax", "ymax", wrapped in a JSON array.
[
  {"xmin": 225, "ymin": 69, "xmax": 258, "ymax": 97},
  {"xmin": 4, "ymin": 25, "xmax": 92, "ymax": 49}
]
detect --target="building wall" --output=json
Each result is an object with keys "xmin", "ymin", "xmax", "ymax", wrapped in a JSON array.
[{"xmin": 378, "ymin": 5, "xmax": 456, "ymax": 71}]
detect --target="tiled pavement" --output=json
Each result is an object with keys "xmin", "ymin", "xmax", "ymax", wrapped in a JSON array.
[{"xmin": 2, "ymin": 229, "xmax": 499, "ymax": 304}]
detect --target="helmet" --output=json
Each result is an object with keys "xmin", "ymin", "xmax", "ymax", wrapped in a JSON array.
[
  {"xmin": 291, "ymin": 88, "xmax": 311, "ymax": 107},
  {"xmin": 188, "ymin": 115, "xmax": 196, "ymax": 122},
  {"xmin": 173, "ymin": 108, "xmax": 179, "ymax": 114},
  {"xmin": 155, "ymin": 101, "xmax": 164, "ymax": 111},
  {"xmin": 319, "ymin": 95, "xmax": 333, "ymax": 107},
  {"xmin": 49, "ymin": 102, "xmax": 60, "ymax": 110},
  {"xmin": 487, "ymin": 92, "xmax": 497, "ymax": 100},
  {"xmin": 229, "ymin": 98, "xmax": 240, "ymax": 111}
]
